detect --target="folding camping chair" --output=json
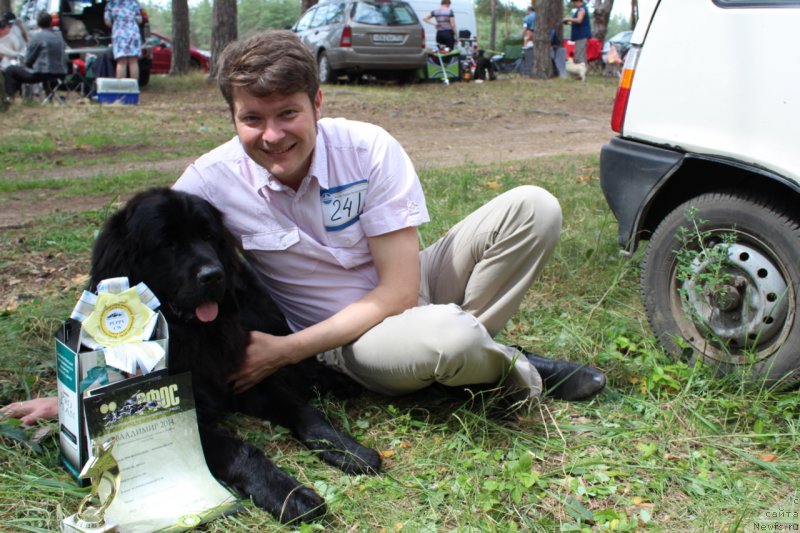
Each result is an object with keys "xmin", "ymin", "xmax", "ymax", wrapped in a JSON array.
[
  {"xmin": 40, "ymin": 73, "xmax": 67, "ymax": 104},
  {"xmin": 39, "ymin": 59, "xmax": 92, "ymax": 104}
]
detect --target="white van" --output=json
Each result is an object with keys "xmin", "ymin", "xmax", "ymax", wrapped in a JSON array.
[
  {"xmin": 406, "ymin": 0, "xmax": 477, "ymax": 51},
  {"xmin": 600, "ymin": 0, "xmax": 800, "ymax": 387}
]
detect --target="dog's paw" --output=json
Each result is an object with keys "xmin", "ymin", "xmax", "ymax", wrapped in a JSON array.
[
  {"xmin": 322, "ymin": 445, "xmax": 382, "ymax": 475},
  {"xmin": 255, "ymin": 484, "xmax": 327, "ymax": 524}
]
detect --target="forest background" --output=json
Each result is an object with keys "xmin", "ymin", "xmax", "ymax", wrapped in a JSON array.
[{"xmin": 138, "ymin": 0, "xmax": 634, "ymax": 56}]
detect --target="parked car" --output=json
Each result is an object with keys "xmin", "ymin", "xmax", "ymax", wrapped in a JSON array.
[
  {"xmin": 600, "ymin": 0, "xmax": 800, "ymax": 387},
  {"xmin": 18, "ymin": 0, "xmax": 153, "ymax": 85},
  {"xmin": 292, "ymin": 0, "xmax": 427, "ymax": 83},
  {"xmin": 147, "ymin": 32, "xmax": 210, "ymax": 74},
  {"xmin": 603, "ymin": 30, "xmax": 632, "ymax": 61}
]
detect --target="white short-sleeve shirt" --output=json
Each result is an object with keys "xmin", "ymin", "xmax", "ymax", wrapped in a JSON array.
[{"xmin": 174, "ymin": 117, "xmax": 430, "ymax": 332}]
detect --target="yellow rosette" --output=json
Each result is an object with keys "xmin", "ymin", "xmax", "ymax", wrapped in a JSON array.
[
  {"xmin": 82, "ymin": 287, "xmax": 156, "ymax": 347},
  {"xmin": 71, "ymin": 277, "xmax": 165, "ymax": 377}
]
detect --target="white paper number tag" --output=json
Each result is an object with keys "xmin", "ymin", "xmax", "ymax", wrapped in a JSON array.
[{"xmin": 320, "ymin": 180, "xmax": 368, "ymax": 232}]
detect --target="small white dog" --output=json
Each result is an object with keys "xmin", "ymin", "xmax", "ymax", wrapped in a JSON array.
[{"xmin": 566, "ymin": 58, "xmax": 587, "ymax": 81}]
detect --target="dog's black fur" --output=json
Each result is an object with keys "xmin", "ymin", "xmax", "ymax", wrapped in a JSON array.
[{"xmin": 89, "ymin": 187, "xmax": 381, "ymax": 523}]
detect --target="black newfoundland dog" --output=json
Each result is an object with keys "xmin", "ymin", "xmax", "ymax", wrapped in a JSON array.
[{"xmin": 89, "ymin": 187, "xmax": 381, "ymax": 523}]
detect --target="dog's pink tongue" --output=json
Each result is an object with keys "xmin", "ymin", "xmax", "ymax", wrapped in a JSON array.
[{"xmin": 195, "ymin": 302, "xmax": 219, "ymax": 323}]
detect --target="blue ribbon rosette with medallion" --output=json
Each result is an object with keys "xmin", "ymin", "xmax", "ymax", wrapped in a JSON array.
[{"xmin": 70, "ymin": 277, "xmax": 166, "ymax": 391}]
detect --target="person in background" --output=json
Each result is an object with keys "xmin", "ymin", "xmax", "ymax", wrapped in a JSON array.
[
  {"xmin": 0, "ymin": 13, "xmax": 27, "ymax": 70},
  {"xmin": 522, "ymin": 6, "xmax": 536, "ymax": 49},
  {"xmin": 563, "ymin": 0, "xmax": 591, "ymax": 71},
  {"xmin": 3, "ymin": 12, "xmax": 66, "ymax": 102},
  {"xmin": 104, "ymin": 0, "xmax": 142, "ymax": 80},
  {"xmin": 520, "ymin": 5, "xmax": 536, "ymax": 77},
  {"xmin": 424, "ymin": 0, "xmax": 457, "ymax": 51}
]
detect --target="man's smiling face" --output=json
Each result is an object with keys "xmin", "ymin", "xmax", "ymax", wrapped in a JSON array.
[{"xmin": 233, "ymin": 88, "xmax": 322, "ymax": 190}]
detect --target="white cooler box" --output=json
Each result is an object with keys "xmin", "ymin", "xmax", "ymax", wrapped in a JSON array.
[{"xmin": 95, "ymin": 77, "xmax": 139, "ymax": 105}]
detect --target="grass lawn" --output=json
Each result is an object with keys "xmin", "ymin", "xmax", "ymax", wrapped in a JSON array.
[{"xmin": 0, "ymin": 74, "xmax": 798, "ymax": 532}]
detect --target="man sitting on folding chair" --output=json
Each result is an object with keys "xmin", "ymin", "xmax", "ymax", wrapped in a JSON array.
[{"xmin": 3, "ymin": 12, "xmax": 67, "ymax": 104}]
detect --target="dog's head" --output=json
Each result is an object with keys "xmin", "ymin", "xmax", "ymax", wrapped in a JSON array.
[{"xmin": 90, "ymin": 188, "xmax": 242, "ymax": 324}]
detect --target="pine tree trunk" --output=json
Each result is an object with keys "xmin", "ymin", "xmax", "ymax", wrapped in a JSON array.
[
  {"xmin": 532, "ymin": 0, "xmax": 561, "ymax": 79},
  {"xmin": 170, "ymin": 0, "xmax": 191, "ymax": 75},
  {"xmin": 301, "ymin": 0, "xmax": 318, "ymax": 14},
  {"xmin": 209, "ymin": 0, "xmax": 237, "ymax": 77},
  {"xmin": 591, "ymin": 0, "xmax": 614, "ymax": 42},
  {"xmin": 0, "ymin": 0, "xmax": 12, "ymax": 17},
  {"xmin": 489, "ymin": 0, "xmax": 497, "ymax": 51}
]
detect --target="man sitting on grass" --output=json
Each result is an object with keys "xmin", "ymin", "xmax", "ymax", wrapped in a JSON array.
[{"xmin": 2, "ymin": 30, "xmax": 606, "ymax": 426}]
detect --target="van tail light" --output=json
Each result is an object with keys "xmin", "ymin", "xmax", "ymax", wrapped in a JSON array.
[
  {"xmin": 51, "ymin": 12, "xmax": 60, "ymax": 30},
  {"xmin": 611, "ymin": 46, "xmax": 640, "ymax": 133},
  {"xmin": 340, "ymin": 25, "xmax": 352, "ymax": 47},
  {"xmin": 421, "ymin": 27, "xmax": 425, "ymax": 49}
]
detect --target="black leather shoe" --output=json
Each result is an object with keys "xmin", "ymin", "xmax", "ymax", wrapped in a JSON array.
[{"xmin": 514, "ymin": 347, "xmax": 606, "ymax": 401}]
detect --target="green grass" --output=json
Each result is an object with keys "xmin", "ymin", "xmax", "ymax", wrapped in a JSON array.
[{"xmin": 1, "ymin": 75, "xmax": 798, "ymax": 532}]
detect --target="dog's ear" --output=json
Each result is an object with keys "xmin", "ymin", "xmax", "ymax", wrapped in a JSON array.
[{"xmin": 89, "ymin": 200, "xmax": 137, "ymax": 290}]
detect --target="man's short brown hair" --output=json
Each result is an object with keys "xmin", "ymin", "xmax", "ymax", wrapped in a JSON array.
[{"xmin": 216, "ymin": 31, "xmax": 319, "ymax": 113}]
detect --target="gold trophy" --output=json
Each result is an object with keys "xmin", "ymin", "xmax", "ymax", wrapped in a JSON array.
[{"xmin": 62, "ymin": 439, "xmax": 120, "ymax": 533}]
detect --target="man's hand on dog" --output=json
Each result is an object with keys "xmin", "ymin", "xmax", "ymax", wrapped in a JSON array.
[{"xmin": 230, "ymin": 332, "xmax": 300, "ymax": 393}]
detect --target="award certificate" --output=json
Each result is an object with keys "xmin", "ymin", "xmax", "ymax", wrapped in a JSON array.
[{"xmin": 82, "ymin": 371, "xmax": 239, "ymax": 532}]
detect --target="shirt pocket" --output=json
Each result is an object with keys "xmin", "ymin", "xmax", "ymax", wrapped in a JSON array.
[
  {"xmin": 325, "ymin": 223, "xmax": 365, "ymax": 248},
  {"xmin": 241, "ymin": 228, "xmax": 319, "ymax": 276},
  {"xmin": 242, "ymin": 228, "xmax": 300, "ymax": 251},
  {"xmin": 325, "ymin": 225, "xmax": 371, "ymax": 269}
]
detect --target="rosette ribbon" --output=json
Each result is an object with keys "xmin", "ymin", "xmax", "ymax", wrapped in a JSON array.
[{"xmin": 71, "ymin": 277, "xmax": 165, "ymax": 378}]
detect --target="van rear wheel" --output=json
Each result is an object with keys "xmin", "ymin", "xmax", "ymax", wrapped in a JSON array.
[{"xmin": 641, "ymin": 191, "xmax": 800, "ymax": 387}]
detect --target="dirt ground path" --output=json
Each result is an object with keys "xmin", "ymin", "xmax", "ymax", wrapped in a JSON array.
[{"xmin": 1, "ymin": 79, "xmax": 614, "ymax": 229}]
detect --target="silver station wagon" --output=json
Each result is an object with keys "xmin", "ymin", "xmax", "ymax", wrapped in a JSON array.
[{"xmin": 292, "ymin": 0, "xmax": 427, "ymax": 83}]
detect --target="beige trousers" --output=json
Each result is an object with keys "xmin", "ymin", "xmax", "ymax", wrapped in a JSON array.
[{"xmin": 318, "ymin": 186, "xmax": 562, "ymax": 400}]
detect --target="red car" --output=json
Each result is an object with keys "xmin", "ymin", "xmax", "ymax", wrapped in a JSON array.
[{"xmin": 147, "ymin": 32, "xmax": 211, "ymax": 74}]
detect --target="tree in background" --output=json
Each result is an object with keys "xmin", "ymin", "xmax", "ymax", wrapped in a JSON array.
[
  {"xmin": 1, "ymin": 0, "xmax": 11, "ymax": 16},
  {"xmin": 591, "ymin": 0, "xmax": 614, "ymax": 41},
  {"xmin": 143, "ymin": 0, "xmax": 300, "ymax": 51},
  {"xmin": 488, "ymin": 0, "xmax": 496, "ymax": 51},
  {"xmin": 531, "ymin": 0, "xmax": 561, "ymax": 78},
  {"xmin": 475, "ymin": 0, "xmax": 523, "ymax": 51},
  {"xmin": 171, "ymin": 0, "xmax": 191, "ymax": 74},
  {"xmin": 210, "ymin": 0, "xmax": 236, "ymax": 75}
]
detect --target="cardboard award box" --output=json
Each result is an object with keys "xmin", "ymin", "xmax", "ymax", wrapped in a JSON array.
[{"xmin": 55, "ymin": 315, "xmax": 169, "ymax": 483}]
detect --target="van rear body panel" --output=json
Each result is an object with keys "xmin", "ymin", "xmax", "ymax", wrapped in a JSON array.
[{"xmin": 623, "ymin": 0, "xmax": 800, "ymax": 183}]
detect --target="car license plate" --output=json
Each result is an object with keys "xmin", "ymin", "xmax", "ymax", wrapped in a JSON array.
[{"xmin": 373, "ymin": 34, "xmax": 404, "ymax": 43}]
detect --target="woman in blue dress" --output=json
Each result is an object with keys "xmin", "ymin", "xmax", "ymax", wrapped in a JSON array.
[{"xmin": 104, "ymin": 0, "xmax": 143, "ymax": 80}]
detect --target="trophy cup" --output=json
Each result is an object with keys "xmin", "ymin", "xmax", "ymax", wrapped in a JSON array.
[{"xmin": 62, "ymin": 439, "xmax": 120, "ymax": 533}]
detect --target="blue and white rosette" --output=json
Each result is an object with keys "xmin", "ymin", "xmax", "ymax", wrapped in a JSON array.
[{"xmin": 71, "ymin": 277, "xmax": 165, "ymax": 379}]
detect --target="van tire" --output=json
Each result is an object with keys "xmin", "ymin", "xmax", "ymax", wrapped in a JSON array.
[{"xmin": 641, "ymin": 190, "xmax": 800, "ymax": 388}]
